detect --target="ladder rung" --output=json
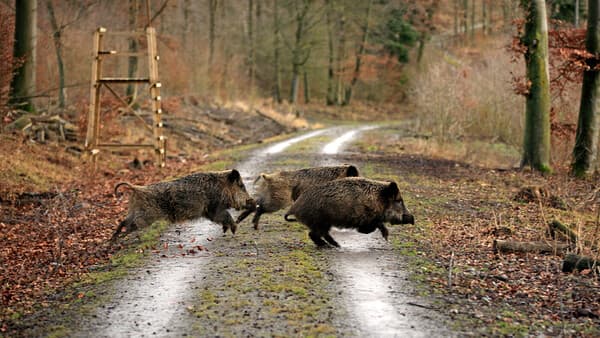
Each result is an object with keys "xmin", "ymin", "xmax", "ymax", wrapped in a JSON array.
[
  {"xmin": 98, "ymin": 78, "xmax": 150, "ymax": 83},
  {"xmin": 98, "ymin": 51, "xmax": 148, "ymax": 57},
  {"xmin": 96, "ymin": 143, "xmax": 156, "ymax": 149}
]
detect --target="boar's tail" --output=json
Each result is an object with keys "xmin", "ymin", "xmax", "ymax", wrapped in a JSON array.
[
  {"xmin": 114, "ymin": 182, "xmax": 136, "ymax": 196},
  {"xmin": 284, "ymin": 212, "xmax": 297, "ymax": 222}
]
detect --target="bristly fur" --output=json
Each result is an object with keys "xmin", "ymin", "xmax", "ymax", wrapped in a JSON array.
[
  {"xmin": 284, "ymin": 177, "xmax": 414, "ymax": 248},
  {"xmin": 111, "ymin": 169, "xmax": 255, "ymax": 241},
  {"xmin": 236, "ymin": 164, "xmax": 360, "ymax": 230}
]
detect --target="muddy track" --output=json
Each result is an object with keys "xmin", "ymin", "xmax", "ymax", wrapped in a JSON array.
[{"xmin": 75, "ymin": 124, "xmax": 451, "ymax": 337}]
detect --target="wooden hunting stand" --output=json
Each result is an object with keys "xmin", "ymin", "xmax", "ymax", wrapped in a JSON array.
[{"xmin": 84, "ymin": 25, "xmax": 166, "ymax": 167}]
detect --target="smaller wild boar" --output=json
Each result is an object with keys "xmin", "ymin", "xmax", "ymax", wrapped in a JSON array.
[
  {"xmin": 111, "ymin": 169, "xmax": 255, "ymax": 241},
  {"xmin": 284, "ymin": 177, "xmax": 414, "ymax": 247},
  {"xmin": 236, "ymin": 165, "xmax": 360, "ymax": 229}
]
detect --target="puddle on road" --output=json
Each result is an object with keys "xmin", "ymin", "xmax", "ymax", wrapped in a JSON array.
[{"xmin": 322, "ymin": 125, "xmax": 377, "ymax": 154}]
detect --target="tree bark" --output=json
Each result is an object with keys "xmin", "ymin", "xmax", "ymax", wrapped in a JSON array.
[
  {"xmin": 326, "ymin": 0, "xmax": 335, "ymax": 105},
  {"xmin": 248, "ymin": 0, "xmax": 255, "ymax": 96},
  {"xmin": 10, "ymin": 0, "xmax": 37, "ymax": 112},
  {"xmin": 126, "ymin": 0, "xmax": 139, "ymax": 104},
  {"xmin": 336, "ymin": 13, "xmax": 346, "ymax": 105},
  {"xmin": 572, "ymin": 0, "xmax": 600, "ymax": 177},
  {"xmin": 289, "ymin": 0, "xmax": 311, "ymax": 104},
  {"xmin": 208, "ymin": 0, "xmax": 218, "ymax": 67},
  {"xmin": 463, "ymin": 0, "xmax": 468, "ymax": 40},
  {"xmin": 494, "ymin": 239, "xmax": 570, "ymax": 254},
  {"xmin": 344, "ymin": 0, "xmax": 372, "ymax": 106},
  {"xmin": 303, "ymin": 70, "xmax": 310, "ymax": 103},
  {"xmin": 521, "ymin": 0, "xmax": 552, "ymax": 173},
  {"xmin": 45, "ymin": 0, "xmax": 65, "ymax": 108},
  {"xmin": 273, "ymin": 0, "xmax": 282, "ymax": 103}
]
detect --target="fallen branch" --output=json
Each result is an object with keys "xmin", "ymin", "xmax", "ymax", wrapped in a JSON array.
[
  {"xmin": 494, "ymin": 239, "xmax": 570, "ymax": 254},
  {"xmin": 562, "ymin": 254, "xmax": 600, "ymax": 273}
]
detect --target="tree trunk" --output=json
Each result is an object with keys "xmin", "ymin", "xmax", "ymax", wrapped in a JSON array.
[
  {"xmin": 289, "ymin": 0, "xmax": 311, "ymax": 104},
  {"xmin": 470, "ymin": 0, "xmax": 476, "ymax": 41},
  {"xmin": 45, "ymin": 0, "xmax": 65, "ymax": 108},
  {"xmin": 463, "ymin": 0, "xmax": 468, "ymax": 40},
  {"xmin": 326, "ymin": 0, "xmax": 335, "ymax": 105},
  {"xmin": 10, "ymin": 0, "xmax": 37, "ymax": 112},
  {"xmin": 336, "ymin": 13, "xmax": 346, "ymax": 105},
  {"xmin": 303, "ymin": 70, "xmax": 310, "ymax": 103},
  {"xmin": 521, "ymin": 0, "xmax": 552, "ymax": 173},
  {"xmin": 454, "ymin": 0, "xmax": 459, "ymax": 36},
  {"xmin": 572, "ymin": 0, "xmax": 600, "ymax": 177},
  {"xmin": 248, "ymin": 0, "xmax": 255, "ymax": 96},
  {"xmin": 576, "ymin": 0, "xmax": 581, "ymax": 27},
  {"xmin": 273, "ymin": 0, "xmax": 282, "ymax": 103},
  {"xmin": 344, "ymin": 0, "xmax": 372, "ymax": 106},
  {"xmin": 126, "ymin": 0, "xmax": 139, "ymax": 105},
  {"xmin": 482, "ymin": 0, "xmax": 488, "ymax": 35},
  {"xmin": 208, "ymin": 0, "xmax": 218, "ymax": 67}
]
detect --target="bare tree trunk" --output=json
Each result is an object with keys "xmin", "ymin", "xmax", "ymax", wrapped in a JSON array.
[
  {"xmin": 470, "ymin": 0, "xmax": 476, "ymax": 41},
  {"xmin": 521, "ymin": 0, "xmax": 552, "ymax": 173},
  {"xmin": 482, "ymin": 0, "xmax": 488, "ymax": 35},
  {"xmin": 326, "ymin": 0, "xmax": 336, "ymax": 105},
  {"xmin": 248, "ymin": 0, "xmax": 255, "ymax": 96},
  {"xmin": 576, "ymin": 0, "xmax": 581, "ymax": 27},
  {"xmin": 208, "ymin": 0, "xmax": 218, "ymax": 67},
  {"xmin": 126, "ymin": 0, "xmax": 139, "ymax": 104},
  {"xmin": 289, "ymin": 0, "xmax": 311, "ymax": 104},
  {"xmin": 463, "ymin": 0, "xmax": 468, "ymax": 41},
  {"xmin": 303, "ymin": 70, "xmax": 310, "ymax": 103},
  {"xmin": 45, "ymin": 0, "xmax": 65, "ymax": 108},
  {"xmin": 344, "ymin": 0, "xmax": 372, "ymax": 105},
  {"xmin": 336, "ymin": 13, "xmax": 346, "ymax": 105},
  {"xmin": 273, "ymin": 0, "xmax": 282, "ymax": 103},
  {"xmin": 572, "ymin": 0, "xmax": 600, "ymax": 177},
  {"xmin": 10, "ymin": 0, "xmax": 37, "ymax": 112},
  {"xmin": 454, "ymin": 0, "xmax": 459, "ymax": 36}
]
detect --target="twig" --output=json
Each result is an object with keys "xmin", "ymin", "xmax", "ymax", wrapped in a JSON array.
[
  {"xmin": 448, "ymin": 251, "xmax": 454, "ymax": 290},
  {"xmin": 407, "ymin": 301, "xmax": 437, "ymax": 310}
]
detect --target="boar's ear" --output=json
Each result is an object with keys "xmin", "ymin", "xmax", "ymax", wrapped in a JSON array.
[
  {"xmin": 381, "ymin": 181, "xmax": 399, "ymax": 200},
  {"xmin": 346, "ymin": 165, "xmax": 359, "ymax": 177},
  {"xmin": 227, "ymin": 169, "xmax": 241, "ymax": 183}
]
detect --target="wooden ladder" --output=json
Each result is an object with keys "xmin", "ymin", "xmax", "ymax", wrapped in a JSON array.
[{"xmin": 84, "ymin": 26, "xmax": 166, "ymax": 167}]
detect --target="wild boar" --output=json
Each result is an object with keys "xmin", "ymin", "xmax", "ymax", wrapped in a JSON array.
[
  {"xmin": 236, "ymin": 164, "xmax": 360, "ymax": 230},
  {"xmin": 284, "ymin": 177, "xmax": 414, "ymax": 247},
  {"xmin": 111, "ymin": 169, "xmax": 255, "ymax": 241}
]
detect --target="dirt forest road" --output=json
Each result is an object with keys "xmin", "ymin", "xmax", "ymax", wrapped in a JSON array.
[{"xmin": 74, "ymin": 124, "xmax": 452, "ymax": 337}]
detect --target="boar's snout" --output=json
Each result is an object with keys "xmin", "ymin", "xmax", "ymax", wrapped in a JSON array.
[{"xmin": 401, "ymin": 213, "xmax": 415, "ymax": 225}]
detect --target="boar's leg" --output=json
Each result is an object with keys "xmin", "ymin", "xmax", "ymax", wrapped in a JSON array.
[
  {"xmin": 214, "ymin": 209, "xmax": 237, "ymax": 234},
  {"xmin": 378, "ymin": 224, "xmax": 389, "ymax": 240},
  {"xmin": 308, "ymin": 231, "xmax": 328, "ymax": 247},
  {"xmin": 322, "ymin": 233, "xmax": 341, "ymax": 248},
  {"xmin": 111, "ymin": 217, "xmax": 134, "ymax": 241},
  {"xmin": 251, "ymin": 205, "xmax": 266, "ymax": 230},
  {"xmin": 236, "ymin": 208, "xmax": 254, "ymax": 223}
]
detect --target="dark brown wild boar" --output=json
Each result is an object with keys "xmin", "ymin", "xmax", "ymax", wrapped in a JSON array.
[
  {"xmin": 284, "ymin": 177, "xmax": 414, "ymax": 247},
  {"xmin": 111, "ymin": 169, "xmax": 255, "ymax": 241},
  {"xmin": 236, "ymin": 165, "xmax": 360, "ymax": 229}
]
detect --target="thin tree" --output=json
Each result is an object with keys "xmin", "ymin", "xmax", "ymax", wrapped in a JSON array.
[
  {"xmin": 126, "ymin": 0, "xmax": 139, "ymax": 104},
  {"xmin": 273, "ymin": 0, "xmax": 282, "ymax": 103},
  {"xmin": 10, "ymin": 0, "xmax": 37, "ymax": 112},
  {"xmin": 288, "ymin": 0, "xmax": 313, "ymax": 104},
  {"xmin": 520, "ymin": 0, "xmax": 552, "ymax": 172},
  {"xmin": 343, "ymin": 0, "xmax": 373, "ymax": 105},
  {"xmin": 572, "ymin": 0, "xmax": 600, "ymax": 177},
  {"xmin": 325, "ymin": 0, "xmax": 336, "ymax": 105},
  {"xmin": 248, "ymin": 0, "xmax": 256, "ymax": 96},
  {"xmin": 208, "ymin": 0, "xmax": 218, "ymax": 67}
]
